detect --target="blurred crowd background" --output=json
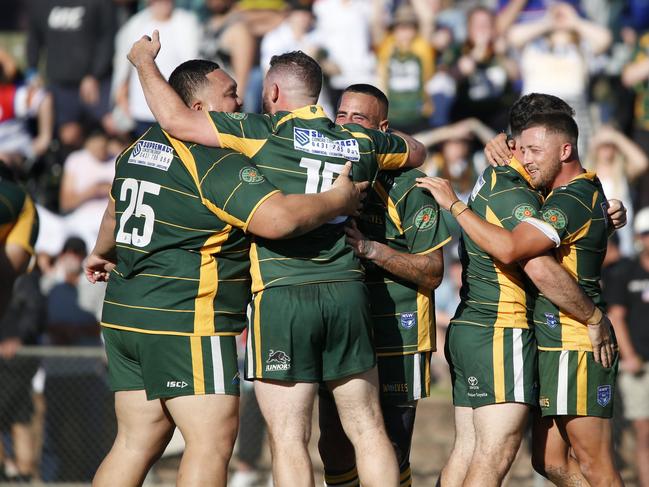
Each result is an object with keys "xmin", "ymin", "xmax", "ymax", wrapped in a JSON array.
[{"xmin": 1, "ymin": 0, "xmax": 649, "ymax": 484}]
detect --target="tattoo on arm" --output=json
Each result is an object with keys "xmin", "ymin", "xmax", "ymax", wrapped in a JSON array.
[
  {"xmin": 370, "ymin": 244, "xmax": 444, "ymax": 289},
  {"xmin": 545, "ymin": 466, "xmax": 586, "ymax": 486}
]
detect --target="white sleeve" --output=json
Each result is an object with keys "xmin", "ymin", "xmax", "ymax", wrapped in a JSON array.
[{"xmin": 522, "ymin": 217, "xmax": 560, "ymax": 248}]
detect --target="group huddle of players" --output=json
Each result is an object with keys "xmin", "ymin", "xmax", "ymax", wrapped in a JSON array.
[{"xmin": 0, "ymin": 29, "xmax": 626, "ymax": 487}]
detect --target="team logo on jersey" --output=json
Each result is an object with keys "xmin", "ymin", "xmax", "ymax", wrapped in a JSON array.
[
  {"xmin": 513, "ymin": 203, "xmax": 537, "ymax": 221},
  {"xmin": 293, "ymin": 128, "xmax": 360, "ymax": 161},
  {"xmin": 400, "ymin": 312, "xmax": 417, "ymax": 329},
  {"xmin": 265, "ymin": 349, "xmax": 291, "ymax": 372},
  {"xmin": 542, "ymin": 208, "xmax": 567, "ymax": 230},
  {"xmin": 597, "ymin": 385, "xmax": 612, "ymax": 407},
  {"xmin": 239, "ymin": 166, "xmax": 265, "ymax": 184},
  {"xmin": 414, "ymin": 206, "xmax": 437, "ymax": 230},
  {"xmin": 225, "ymin": 112, "xmax": 247, "ymax": 120},
  {"xmin": 544, "ymin": 312, "xmax": 558, "ymax": 328},
  {"xmin": 128, "ymin": 140, "xmax": 173, "ymax": 171}
]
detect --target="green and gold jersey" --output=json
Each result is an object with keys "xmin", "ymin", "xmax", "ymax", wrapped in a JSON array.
[
  {"xmin": 0, "ymin": 177, "xmax": 38, "ymax": 252},
  {"xmin": 205, "ymin": 105, "xmax": 409, "ymax": 292},
  {"xmin": 101, "ymin": 124, "xmax": 280, "ymax": 336},
  {"xmin": 360, "ymin": 168, "xmax": 451, "ymax": 356},
  {"xmin": 534, "ymin": 172, "xmax": 608, "ymax": 351},
  {"xmin": 452, "ymin": 159, "xmax": 543, "ymax": 329}
]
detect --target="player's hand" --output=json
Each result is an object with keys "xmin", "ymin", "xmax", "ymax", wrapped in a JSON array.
[
  {"xmin": 128, "ymin": 30, "xmax": 161, "ymax": 68},
  {"xmin": 331, "ymin": 161, "xmax": 369, "ymax": 216},
  {"xmin": 484, "ymin": 133, "xmax": 513, "ymax": 167},
  {"xmin": 0, "ymin": 337, "xmax": 22, "ymax": 360},
  {"xmin": 85, "ymin": 254, "xmax": 116, "ymax": 283},
  {"xmin": 415, "ymin": 176, "xmax": 458, "ymax": 211},
  {"xmin": 345, "ymin": 219, "xmax": 378, "ymax": 260},
  {"xmin": 588, "ymin": 315, "xmax": 616, "ymax": 368},
  {"xmin": 607, "ymin": 199, "xmax": 627, "ymax": 229}
]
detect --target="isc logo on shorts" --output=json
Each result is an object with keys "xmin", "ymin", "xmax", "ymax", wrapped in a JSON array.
[{"xmin": 167, "ymin": 381, "xmax": 188, "ymax": 388}]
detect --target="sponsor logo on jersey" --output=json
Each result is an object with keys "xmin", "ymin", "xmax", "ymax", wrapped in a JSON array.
[
  {"xmin": 513, "ymin": 203, "xmax": 536, "ymax": 221},
  {"xmin": 539, "ymin": 396, "xmax": 550, "ymax": 408},
  {"xmin": 239, "ymin": 166, "xmax": 265, "ymax": 184},
  {"xmin": 542, "ymin": 207, "xmax": 567, "ymax": 230},
  {"xmin": 265, "ymin": 349, "xmax": 291, "ymax": 372},
  {"xmin": 225, "ymin": 112, "xmax": 248, "ymax": 120},
  {"xmin": 166, "ymin": 380, "xmax": 188, "ymax": 388},
  {"xmin": 597, "ymin": 385, "xmax": 612, "ymax": 407},
  {"xmin": 293, "ymin": 128, "xmax": 360, "ymax": 161},
  {"xmin": 128, "ymin": 140, "xmax": 173, "ymax": 171},
  {"xmin": 544, "ymin": 312, "xmax": 558, "ymax": 328},
  {"xmin": 400, "ymin": 312, "xmax": 417, "ymax": 330},
  {"xmin": 414, "ymin": 206, "xmax": 437, "ymax": 230}
]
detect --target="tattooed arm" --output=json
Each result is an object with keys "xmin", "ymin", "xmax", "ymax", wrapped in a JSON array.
[{"xmin": 345, "ymin": 220, "xmax": 444, "ymax": 289}]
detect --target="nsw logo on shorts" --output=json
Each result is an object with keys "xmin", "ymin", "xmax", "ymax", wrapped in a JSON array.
[
  {"xmin": 265, "ymin": 349, "xmax": 291, "ymax": 372},
  {"xmin": 597, "ymin": 385, "xmax": 612, "ymax": 407},
  {"xmin": 400, "ymin": 312, "xmax": 417, "ymax": 330},
  {"xmin": 544, "ymin": 313, "xmax": 558, "ymax": 328}
]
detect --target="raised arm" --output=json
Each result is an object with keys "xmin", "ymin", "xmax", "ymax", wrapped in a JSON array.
[
  {"xmin": 392, "ymin": 129, "xmax": 426, "ymax": 168},
  {"xmin": 128, "ymin": 31, "xmax": 220, "ymax": 146}
]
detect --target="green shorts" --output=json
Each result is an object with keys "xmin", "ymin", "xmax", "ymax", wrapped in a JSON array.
[
  {"xmin": 446, "ymin": 324, "xmax": 538, "ymax": 408},
  {"xmin": 102, "ymin": 327, "xmax": 240, "ymax": 400},
  {"xmin": 378, "ymin": 352, "xmax": 432, "ymax": 405},
  {"xmin": 245, "ymin": 282, "xmax": 376, "ymax": 382},
  {"xmin": 538, "ymin": 349, "xmax": 618, "ymax": 418}
]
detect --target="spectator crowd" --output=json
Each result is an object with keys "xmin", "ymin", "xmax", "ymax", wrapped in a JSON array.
[{"xmin": 1, "ymin": 0, "xmax": 649, "ymax": 484}]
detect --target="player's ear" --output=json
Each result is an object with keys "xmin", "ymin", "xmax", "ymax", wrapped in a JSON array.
[
  {"xmin": 559, "ymin": 142, "xmax": 573, "ymax": 162},
  {"xmin": 270, "ymin": 83, "xmax": 280, "ymax": 103},
  {"xmin": 379, "ymin": 119, "xmax": 389, "ymax": 132},
  {"xmin": 190, "ymin": 100, "xmax": 203, "ymax": 112}
]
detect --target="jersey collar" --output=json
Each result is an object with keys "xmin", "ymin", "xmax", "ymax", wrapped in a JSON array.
[
  {"xmin": 275, "ymin": 105, "xmax": 329, "ymax": 127},
  {"xmin": 509, "ymin": 156, "xmax": 534, "ymax": 186}
]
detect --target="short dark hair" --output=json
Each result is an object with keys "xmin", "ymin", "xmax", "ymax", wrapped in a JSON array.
[
  {"xmin": 169, "ymin": 59, "xmax": 221, "ymax": 107},
  {"xmin": 522, "ymin": 111, "xmax": 579, "ymax": 148},
  {"xmin": 341, "ymin": 84, "xmax": 389, "ymax": 113},
  {"xmin": 509, "ymin": 93, "xmax": 575, "ymax": 136},
  {"xmin": 268, "ymin": 51, "xmax": 322, "ymax": 99}
]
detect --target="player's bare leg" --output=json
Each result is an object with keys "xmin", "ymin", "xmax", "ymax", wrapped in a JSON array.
[
  {"xmin": 562, "ymin": 416, "xmax": 623, "ymax": 487},
  {"xmin": 463, "ymin": 403, "xmax": 529, "ymax": 487},
  {"xmin": 165, "ymin": 394, "xmax": 239, "ymax": 487},
  {"xmin": 93, "ymin": 390, "xmax": 175, "ymax": 487},
  {"xmin": 255, "ymin": 380, "xmax": 318, "ymax": 487},
  {"xmin": 327, "ymin": 367, "xmax": 399, "ymax": 487},
  {"xmin": 532, "ymin": 415, "xmax": 589, "ymax": 486},
  {"xmin": 438, "ymin": 406, "xmax": 474, "ymax": 487},
  {"xmin": 318, "ymin": 388, "xmax": 358, "ymax": 483}
]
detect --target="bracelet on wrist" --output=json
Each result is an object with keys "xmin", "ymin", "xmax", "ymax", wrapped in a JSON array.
[
  {"xmin": 451, "ymin": 201, "xmax": 469, "ymax": 218},
  {"xmin": 586, "ymin": 307, "xmax": 603, "ymax": 326}
]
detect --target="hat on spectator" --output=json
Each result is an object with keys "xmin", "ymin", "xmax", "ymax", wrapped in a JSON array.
[
  {"xmin": 392, "ymin": 4, "xmax": 418, "ymax": 28},
  {"xmin": 634, "ymin": 207, "xmax": 649, "ymax": 235}
]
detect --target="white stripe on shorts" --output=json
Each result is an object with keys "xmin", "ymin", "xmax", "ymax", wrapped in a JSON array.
[
  {"xmin": 557, "ymin": 350, "xmax": 570, "ymax": 415},
  {"xmin": 246, "ymin": 303, "xmax": 254, "ymax": 379},
  {"xmin": 210, "ymin": 336, "xmax": 225, "ymax": 393},
  {"xmin": 412, "ymin": 352, "xmax": 421, "ymax": 400},
  {"xmin": 512, "ymin": 328, "xmax": 525, "ymax": 402}
]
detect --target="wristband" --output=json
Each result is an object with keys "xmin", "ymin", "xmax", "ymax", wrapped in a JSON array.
[
  {"xmin": 450, "ymin": 201, "xmax": 469, "ymax": 218},
  {"xmin": 586, "ymin": 307, "xmax": 603, "ymax": 326}
]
